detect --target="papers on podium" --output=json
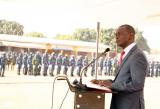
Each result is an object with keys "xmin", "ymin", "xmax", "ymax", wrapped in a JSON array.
[{"xmin": 85, "ymin": 82, "xmax": 112, "ymax": 93}]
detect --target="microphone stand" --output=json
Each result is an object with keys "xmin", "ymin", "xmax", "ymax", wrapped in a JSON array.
[
  {"xmin": 79, "ymin": 48, "xmax": 110, "ymax": 85},
  {"xmin": 55, "ymin": 47, "xmax": 110, "ymax": 92}
]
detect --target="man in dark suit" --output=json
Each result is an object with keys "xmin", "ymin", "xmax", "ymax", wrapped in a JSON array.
[{"xmin": 91, "ymin": 24, "xmax": 148, "ymax": 109}]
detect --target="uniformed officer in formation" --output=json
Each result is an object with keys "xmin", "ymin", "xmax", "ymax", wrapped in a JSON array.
[
  {"xmin": 150, "ymin": 61, "xmax": 155, "ymax": 77},
  {"xmin": 0, "ymin": 52, "xmax": 7, "ymax": 77},
  {"xmin": 22, "ymin": 52, "xmax": 28, "ymax": 75},
  {"xmin": 98, "ymin": 57, "xmax": 104, "ymax": 75},
  {"xmin": 0, "ymin": 49, "xmax": 145, "ymax": 78},
  {"xmin": 156, "ymin": 61, "xmax": 160, "ymax": 76},
  {"xmin": 42, "ymin": 51, "xmax": 49, "ymax": 76},
  {"xmin": 16, "ymin": 53, "xmax": 23, "ymax": 75},
  {"xmin": 27, "ymin": 52, "xmax": 33, "ymax": 75},
  {"xmin": 10, "ymin": 52, "xmax": 17, "ymax": 71},
  {"xmin": 147, "ymin": 60, "xmax": 160, "ymax": 77},
  {"xmin": 48, "ymin": 52, "xmax": 56, "ymax": 76},
  {"xmin": 90, "ymin": 56, "xmax": 96, "ymax": 76},
  {"xmin": 107, "ymin": 57, "xmax": 112, "ymax": 76},
  {"xmin": 82, "ymin": 56, "xmax": 88, "ymax": 77},
  {"xmin": 68, "ymin": 55, "xmax": 76, "ymax": 76},
  {"xmin": 61, "ymin": 55, "xmax": 69, "ymax": 75},
  {"xmin": 102, "ymin": 56, "xmax": 108, "ymax": 75},
  {"xmin": 75, "ymin": 56, "xmax": 83, "ymax": 76},
  {"xmin": 55, "ymin": 54, "xmax": 62, "ymax": 75},
  {"xmin": 32, "ymin": 51, "xmax": 42, "ymax": 76},
  {"xmin": 6, "ymin": 52, "xmax": 12, "ymax": 70}
]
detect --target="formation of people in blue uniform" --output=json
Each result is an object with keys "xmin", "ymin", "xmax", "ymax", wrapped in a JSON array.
[
  {"xmin": 1, "ymin": 50, "xmax": 160, "ymax": 77},
  {"xmin": 0, "ymin": 50, "xmax": 117, "ymax": 77},
  {"xmin": 147, "ymin": 60, "xmax": 160, "ymax": 77}
]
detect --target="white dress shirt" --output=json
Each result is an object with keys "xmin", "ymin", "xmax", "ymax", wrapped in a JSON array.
[{"xmin": 122, "ymin": 42, "xmax": 136, "ymax": 59}]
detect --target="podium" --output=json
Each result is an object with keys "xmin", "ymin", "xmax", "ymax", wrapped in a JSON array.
[
  {"xmin": 74, "ymin": 90, "xmax": 105, "ymax": 109},
  {"xmin": 56, "ymin": 76, "xmax": 112, "ymax": 109}
]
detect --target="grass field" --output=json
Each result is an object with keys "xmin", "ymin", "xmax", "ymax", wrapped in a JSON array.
[{"xmin": 0, "ymin": 70, "xmax": 160, "ymax": 109}]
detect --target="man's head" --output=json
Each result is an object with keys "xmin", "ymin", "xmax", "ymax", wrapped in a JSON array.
[{"xmin": 115, "ymin": 24, "xmax": 135, "ymax": 49}]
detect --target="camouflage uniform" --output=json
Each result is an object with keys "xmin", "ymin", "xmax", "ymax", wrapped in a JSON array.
[
  {"xmin": 42, "ymin": 52, "xmax": 49, "ymax": 76},
  {"xmin": 48, "ymin": 52, "xmax": 56, "ymax": 76},
  {"xmin": 27, "ymin": 52, "xmax": 33, "ymax": 75},
  {"xmin": 10, "ymin": 52, "xmax": 17, "ymax": 71},
  {"xmin": 32, "ymin": 52, "xmax": 42, "ymax": 76}
]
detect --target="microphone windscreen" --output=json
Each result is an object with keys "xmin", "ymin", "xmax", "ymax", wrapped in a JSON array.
[{"xmin": 105, "ymin": 48, "xmax": 110, "ymax": 53}]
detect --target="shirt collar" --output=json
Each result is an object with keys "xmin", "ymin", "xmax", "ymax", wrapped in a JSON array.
[{"xmin": 123, "ymin": 42, "xmax": 136, "ymax": 58}]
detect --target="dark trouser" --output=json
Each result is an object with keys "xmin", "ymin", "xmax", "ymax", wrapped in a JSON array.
[
  {"xmin": 17, "ymin": 64, "xmax": 22, "ymax": 75},
  {"xmin": 28, "ymin": 65, "xmax": 33, "ymax": 75},
  {"xmin": 76, "ymin": 66, "xmax": 82, "ymax": 76},
  {"xmin": 43, "ymin": 65, "xmax": 48, "ymax": 76},
  {"xmin": 0, "ymin": 65, "xmax": 5, "ymax": 77},
  {"xmin": 70, "ymin": 66, "xmax": 74, "ymax": 76},
  {"xmin": 91, "ymin": 67, "xmax": 95, "ymax": 76},
  {"xmin": 33, "ymin": 65, "xmax": 39, "ymax": 76},
  {"xmin": 49, "ymin": 65, "xmax": 55, "ymax": 76},
  {"xmin": 56, "ymin": 65, "xmax": 61, "ymax": 75},
  {"xmin": 23, "ymin": 65, "xmax": 28, "ymax": 75},
  {"xmin": 82, "ymin": 67, "xmax": 87, "ymax": 76}
]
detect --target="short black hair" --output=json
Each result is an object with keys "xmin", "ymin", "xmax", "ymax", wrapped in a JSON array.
[{"xmin": 120, "ymin": 24, "xmax": 135, "ymax": 35}]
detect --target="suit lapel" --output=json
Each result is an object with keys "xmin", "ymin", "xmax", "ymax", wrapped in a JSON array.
[{"xmin": 114, "ymin": 45, "xmax": 138, "ymax": 81}]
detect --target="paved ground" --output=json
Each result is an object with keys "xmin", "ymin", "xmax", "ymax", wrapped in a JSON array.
[{"xmin": 0, "ymin": 70, "xmax": 160, "ymax": 109}]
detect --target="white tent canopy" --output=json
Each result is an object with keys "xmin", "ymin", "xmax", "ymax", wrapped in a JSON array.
[
  {"xmin": 1, "ymin": 0, "xmax": 160, "ymax": 27},
  {"xmin": 0, "ymin": 0, "xmax": 160, "ymax": 49}
]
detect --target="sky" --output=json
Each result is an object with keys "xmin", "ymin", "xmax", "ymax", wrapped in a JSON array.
[{"xmin": 0, "ymin": 0, "xmax": 160, "ymax": 50}]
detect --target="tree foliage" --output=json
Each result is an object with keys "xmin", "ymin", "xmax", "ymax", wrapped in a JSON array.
[
  {"xmin": 55, "ymin": 34, "xmax": 74, "ymax": 40},
  {"xmin": 72, "ymin": 28, "xmax": 96, "ymax": 42},
  {"xmin": 0, "ymin": 19, "xmax": 24, "ymax": 35},
  {"xmin": 24, "ymin": 32, "xmax": 46, "ymax": 38},
  {"xmin": 100, "ymin": 28, "xmax": 116, "ymax": 50},
  {"xmin": 134, "ymin": 29, "xmax": 150, "ymax": 52},
  {"xmin": 56, "ymin": 28, "xmax": 150, "ymax": 53}
]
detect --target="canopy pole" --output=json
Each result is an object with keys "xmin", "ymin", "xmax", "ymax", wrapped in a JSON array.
[{"xmin": 95, "ymin": 22, "xmax": 100, "ymax": 79}]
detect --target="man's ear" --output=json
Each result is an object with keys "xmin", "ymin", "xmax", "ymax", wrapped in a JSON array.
[{"xmin": 129, "ymin": 32, "xmax": 134, "ymax": 40}]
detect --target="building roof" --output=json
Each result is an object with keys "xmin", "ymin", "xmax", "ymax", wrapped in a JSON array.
[{"xmin": 0, "ymin": 34, "xmax": 110, "ymax": 52}]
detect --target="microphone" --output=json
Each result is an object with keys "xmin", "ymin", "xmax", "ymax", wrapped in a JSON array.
[
  {"xmin": 102, "ymin": 48, "xmax": 110, "ymax": 54},
  {"xmin": 79, "ymin": 48, "xmax": 110, "ymax": 85}
]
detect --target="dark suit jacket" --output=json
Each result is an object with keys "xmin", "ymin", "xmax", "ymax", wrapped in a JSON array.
[{"xmin": 110, "ymin": 45, "xmax": 148, "ymax": 109}]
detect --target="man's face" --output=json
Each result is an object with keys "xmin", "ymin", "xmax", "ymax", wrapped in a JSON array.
[{"xmin": 115, "ymin": 27, "xmax": 130, "ymax": 48}]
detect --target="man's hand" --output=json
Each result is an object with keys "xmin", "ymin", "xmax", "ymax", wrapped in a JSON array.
[
  {"xmin": 90, "ymin": 79, "xmax": 112, "ymax": 89},
  {"xmin": 90, "ymin": 79, "xmax": 100, "ymax": 84}
]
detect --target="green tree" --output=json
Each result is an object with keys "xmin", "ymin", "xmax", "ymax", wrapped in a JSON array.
[
  {"xmin": 55, "ymin": 27, "xmax": 150, "ymax": 53},
  {"xmin": 55, "ymin": 34, "xmax": 73, "ymax": 40},
  {"xmin": 100, "ymin": 28, "xmax": 150, "ymax": 53},
  {"xmin": 24, "ymin": 32, "xmax": 46, "ymax": 38},
  {"xmin": 72, "ymin": 28, "xmax": 96, "ymax": 41},
  {"xmin": 100, "ymin": 28, "xmax": 116, "ymax": 49},
  {"xmin": 0, "ymin": 19, "xmax": 24, "ymax": 35}
]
